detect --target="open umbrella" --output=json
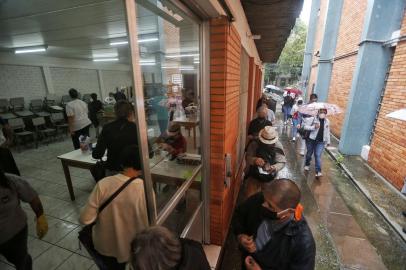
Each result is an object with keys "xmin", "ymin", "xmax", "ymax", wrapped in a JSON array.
[
  {"xmin": 284, "ymin": 88, "xmax": 303, "ymax": 95},
  {"xmin": 298, "ymin": 102, "xmax": 342, "ymax": 116}
]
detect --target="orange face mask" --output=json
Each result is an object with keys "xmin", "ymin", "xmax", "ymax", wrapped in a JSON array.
[{"xmin": 294, "ymin": 203, "xmax": 304, "ymax": 221}]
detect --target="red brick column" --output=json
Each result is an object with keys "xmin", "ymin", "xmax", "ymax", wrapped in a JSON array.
[{"xmin": 209, "ymin": 16, "xmax": 242, "ymax": 245}]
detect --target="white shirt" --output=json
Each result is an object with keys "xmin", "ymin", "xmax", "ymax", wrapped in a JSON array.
[
  {"xmin": 65, "ymin": 99, "xmax": 91, "ymax": 131},
  {"xmin": 80, "ymin": 174, "xmax": 149, "ymax": 262}
]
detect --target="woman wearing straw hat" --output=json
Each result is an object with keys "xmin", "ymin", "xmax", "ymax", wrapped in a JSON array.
[{"xmin": 245, "ymin": 126, "xmax": 286, "ymax": 198}]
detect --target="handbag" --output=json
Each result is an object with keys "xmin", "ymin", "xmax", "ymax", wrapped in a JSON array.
[
  {"xmin": 90, "ymin": 160, "xmax": 106, "ymax": 182},
  {"xmin": 78, "ymin": 176, "xmax": 138, "ymax": 258},
  {"xmin": 298, "ymin": 117, "xmax": 315, "ymax": 139}
]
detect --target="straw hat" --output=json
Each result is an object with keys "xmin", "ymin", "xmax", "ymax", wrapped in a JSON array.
[
  {"xmin": 258, "ymin": 126, "xmax": 278, "ymax": 145},
  {"xmin": 167, "ymin": 123, "xmax": 181, "ymax": 136}
]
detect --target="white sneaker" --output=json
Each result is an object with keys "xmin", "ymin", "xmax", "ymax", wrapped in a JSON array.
[
  {"xmin": 304, "ymin": 166, "xmax": 310, "ymax": 171},
  {"xmin": 292, "ymin": 137, "xmax": 296, "ymax": 142},
  {"xmin": 315, "ymin": 172, "xmax": 323, "ymax": 177},
  {"xmin": 299, "ymin": 151, "xmax": 305, "ymax": 156}
]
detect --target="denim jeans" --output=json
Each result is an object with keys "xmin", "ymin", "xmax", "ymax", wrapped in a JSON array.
[
  {"xmin": 282, "ymin": 105, "xmax": 292, "ymax": 122},
  {"xmin": 292, "ymin": 118, "xmax": 300, "ymax": 138},
  {"xmin": 305, "ymin": 139, "xmax": 325, "ymax": 173}
]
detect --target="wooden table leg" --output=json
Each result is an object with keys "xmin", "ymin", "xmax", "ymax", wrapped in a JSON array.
[
  {"xmin": 61, "ymin": 160, "xmax": 76, "ymax": 201},
  {"xmin": 193, "ymin": 125, "xmax": 197, "ymax": 149}
]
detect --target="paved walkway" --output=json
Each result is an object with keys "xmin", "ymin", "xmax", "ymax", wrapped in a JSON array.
[{"xmin": 220, "ymin": 120, "xmax": 406, "ymax": 270}]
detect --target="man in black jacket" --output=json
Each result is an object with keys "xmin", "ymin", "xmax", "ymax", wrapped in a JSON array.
[
  {"xmin": 92, "ymin": 101, "xmax": 140, "ymax": 175},
  {"xmin": 247, "ymin": 106, "xmax": 273, "ymax": 141},
  {"xmin": 232, "ymin": 179, "xmax": 316, "ymax": 270}
]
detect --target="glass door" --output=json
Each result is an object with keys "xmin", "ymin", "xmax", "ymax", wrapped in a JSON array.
[{"xmin": 125, "ymin": 0, "xmax": 205, "ymax": 240}]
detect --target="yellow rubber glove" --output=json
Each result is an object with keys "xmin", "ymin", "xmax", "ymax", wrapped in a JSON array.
[{"xmin": 36, "ymin": 214, "xmax": 48, "ymax": 239}]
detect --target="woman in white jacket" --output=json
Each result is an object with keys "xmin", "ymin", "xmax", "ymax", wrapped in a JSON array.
[{"xmin": 303, "ymin": 109, "xmax": 331, "ymax": 177}]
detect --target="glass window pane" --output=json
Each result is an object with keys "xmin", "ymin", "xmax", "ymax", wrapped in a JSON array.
[{"xmin": 135, "ymin": 1, "xmax": 202, "ymax": 214}]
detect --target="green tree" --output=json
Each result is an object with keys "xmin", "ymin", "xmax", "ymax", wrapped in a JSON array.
[{"xmin": 264, "ymin": 19, "xmax": 307, "ymax": 85}]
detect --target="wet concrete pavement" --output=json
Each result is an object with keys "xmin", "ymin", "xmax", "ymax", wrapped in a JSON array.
[{"xmin": 220, "ymin": 120, "xmax": 406, "ymax": 270}]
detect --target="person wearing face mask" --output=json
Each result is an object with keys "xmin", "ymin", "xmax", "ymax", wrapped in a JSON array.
[
  {"xmin": 299, "ymin": 94, "xmax": 319, "ymax": 156},
  {"xmin": 303, "ymin": 108, "xmax": 331, "ymax": 177},
  {"xmin": 232, "ymin": 179, "xmax": 316, "ymax": 270},
  {"xmin": 290, "ymin": 98, "xmax": 303, "ymax": 142},
  {"xmin": 247, "ymin": 106, "xmax": 273, "ymax": 141},
  {"xmin": 245, "ymin": 126, "xmax": 286, "ymax": 198}
]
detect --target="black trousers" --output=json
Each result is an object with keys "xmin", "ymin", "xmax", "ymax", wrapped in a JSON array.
[
  {"xmin": 0, "ymin": 147, "xmax": 20, "ymax": 175},
  {"xmin": 0, "ymin": 225, "xmax": 32, "ymax": 270},
  {"xmin": 71, "ymin": 125, "xmax": 91, "ymax": 149}
]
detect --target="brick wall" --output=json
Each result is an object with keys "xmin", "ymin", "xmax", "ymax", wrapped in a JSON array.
[
  {"xmin": 101, "ymin": 70, "xmax": 132, "ymax": 97},
  {"xmin": 326, "ymin": 0, "xmax": 367, "ymax": 137},
  {"xmin": 368, "ymin": 14, "xmax": 406, "ymax": 190},
  {"xmin": 0, "ymin": 64, "xmax": 131, "ymax": 104},
  {"xmin": 50, "ymin": 67, "xmax": 100, "ymax": 97},
  {"xmin": 0, "ymin": 65, "xmax": 47, "ymax": 102},
  {"xmin": 307, "ymin": 0, "xmax": 328, "ymax": 99},
  {"xmin": 209, "ymin": 16, "xmax": 242, "ymax": 245}
]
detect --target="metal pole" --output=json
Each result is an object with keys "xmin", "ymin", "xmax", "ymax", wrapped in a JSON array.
[{"xmin": 124, "ymin": 0, "xmax": 156, "ymax": 224}]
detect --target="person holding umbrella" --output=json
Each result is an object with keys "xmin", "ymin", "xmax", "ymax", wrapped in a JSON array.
[
  {"xmin": 303, "ymin": 108, "xmax": 330, "ymax": 177},
  {"xmin": 299, "ymin": 102, "xmax": 341, "ymax": 177}
]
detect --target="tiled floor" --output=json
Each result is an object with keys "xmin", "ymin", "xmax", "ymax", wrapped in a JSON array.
[
  {"xmin": 1, "ymin": 138, "xmax": 96, "ymax": 270},
  {"xmin": 1, "ymin": 121, "xmax": 202, "ymax": 270}
]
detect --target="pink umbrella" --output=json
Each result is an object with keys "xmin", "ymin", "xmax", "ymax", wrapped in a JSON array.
[
  {"xmin": 284, "ymin": 88, "xmax": 303, "ymax": 95},
  {"xmin": 298, "ymin": 102, "xmax": 342, "ymax": 116}
]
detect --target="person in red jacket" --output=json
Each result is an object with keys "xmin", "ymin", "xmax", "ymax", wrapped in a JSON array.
[{"xmin": 157, "ymin": 123, "xmax": 187, "ymax": 159}]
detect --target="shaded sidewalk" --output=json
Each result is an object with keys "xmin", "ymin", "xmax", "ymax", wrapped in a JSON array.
[{"xmin": 326, "ymin": 136, "xmax": 406, "ymax": 241}]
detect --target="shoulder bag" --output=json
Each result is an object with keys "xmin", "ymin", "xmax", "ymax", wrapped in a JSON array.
[{"xmin": 78, "ymin": 176, "xmax": 138, "ymax": 258}]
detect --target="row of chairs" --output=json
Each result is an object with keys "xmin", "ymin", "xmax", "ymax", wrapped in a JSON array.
[
  {"xmin": 8, "ymin": 112, "xmax": 69, "ymax": 151},
  {"xmin": 0, "ymin": 94, "xmax": 93, "ymax": 120}
]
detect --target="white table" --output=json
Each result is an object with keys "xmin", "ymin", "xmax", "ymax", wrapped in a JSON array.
[
  {"xmin": 172, "ymin": 117, "xmax": 200, "ymax": 149},
  {"xmin": 57, "ymin": 149, "xmax": 163, "ymax": 201}
]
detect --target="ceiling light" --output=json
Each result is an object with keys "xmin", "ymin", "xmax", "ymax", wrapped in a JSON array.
[
  {"xmin": 110, "ymin": 41, "xmax": 128, "ymax": 46},
  {"xmin": 180, "ymin": 66, "xmax": 194, "ymax": 71},
  {"xmin": 15, "ymin": 45, "xmax": 47, "ymax": 54},
  {"xmin": 140, "ymin": 62, "xmax": 156, "ymax": 66},
  {"xmin": 193, "ymin": 61, "xmax": 200, "ymax": 64},
  {"xmin": 138, "ymin": 38, "xmax": 159, "ymax": 43},
  {"xmin": 165, "ymin": 53, "xmax": 199, "ymax": 58},
  {"xmin": 93, "ymin": 58, "xmax": 119, "ymax": 62}
]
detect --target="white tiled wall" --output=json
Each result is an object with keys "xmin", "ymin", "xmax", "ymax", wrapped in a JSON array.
[
  {"xmin": 101, "ymin": 70, "xmax": 132, "ymax": 97},
  {"xmin": 0, "ymin": 64, "xmax": 132, "ymax": 105},
  {"xmin": 0, "ymin": 64, "xmax": 47, "ymax": 102},
  {"xmin": 49, "ymin": 67, "xmax": 100, "ymax": 97}
]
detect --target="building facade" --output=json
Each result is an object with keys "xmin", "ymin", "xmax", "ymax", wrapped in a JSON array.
[{"xmin": 302, "ymin": 0, "xmax": 406, "ymax": 190}]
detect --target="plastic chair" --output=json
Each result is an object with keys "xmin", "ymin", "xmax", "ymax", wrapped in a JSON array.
[
  {"xmin": 32, "ymin": 117, "xmax": 56, "ymax": 147},
  {"xmin": 30, "ymin": 99, "xmax": 50, "ymax": 117},
  {"xmin": 82, "ymin": 94, "xmax": 91, "ymax": 103},
  {"xmin": 9, "ymin": 97, "xmax": 34, "ymax": 117},
  {"xmin": 0, "ymin": 99, "xmax": 16, "ymax": 120},
  {"xmin": 61, "ymin": 95, "xmax": 72, "ymax": 106},
  {"xmin": 51, "ymin": 112, "xmax": 69, "ymax": 137},
  {"xmin": 8, "ymin": 118, "xmax": 35, "ymax": 151}
]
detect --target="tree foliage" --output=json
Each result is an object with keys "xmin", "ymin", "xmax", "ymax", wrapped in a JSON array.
[{"xmin": 264, "ymin": 19, "xmax": 307, "ymax": 85}]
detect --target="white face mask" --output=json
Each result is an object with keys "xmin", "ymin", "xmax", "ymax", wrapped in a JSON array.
[{"xmin": 319, "ymin": 113, "xmax": 326, "ymax": 119}]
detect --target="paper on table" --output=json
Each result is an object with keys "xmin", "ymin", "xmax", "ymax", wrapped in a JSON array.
[{"xmin": 258, "ymin": 167, "xmax": 270, "ymax": 175}]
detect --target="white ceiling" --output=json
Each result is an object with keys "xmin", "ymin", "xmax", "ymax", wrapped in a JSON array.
[{"xmin": 0, "ymin": 0, "xmax": 199, "ymax": 65}]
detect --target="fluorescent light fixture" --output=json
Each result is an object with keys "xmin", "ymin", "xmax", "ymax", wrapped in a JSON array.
[
  {"xmin": 140, "ymin": 62, "xmax": 156, "ymax": 66},
  {"xmin": 110, "ymin": 41, "xmax": 128, "ymax": 46},
  {"xmin": 15, "ymin": 45, "xmax": 47, "ymax": 54},
  {"xmin": 93, "ymin": 58, "xmax": 119, "ymax": 62},
  {"xmin": 138, "ymin": 38, "xmax": 159, "ymax": 43},
  {"xmin": 165, "ymin": 53, "xmax": 199, "ymax": 58},
  {"xmin": 110, "ymin": 38, "xmax": 158, "ymax": 46},
  {"xmin": 180, "ymin": 66, "xmax": 194, "ymax": 71},
  {"xmin": 193, "ymin": 61, "xmax": 200, "ymax": 64}
]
